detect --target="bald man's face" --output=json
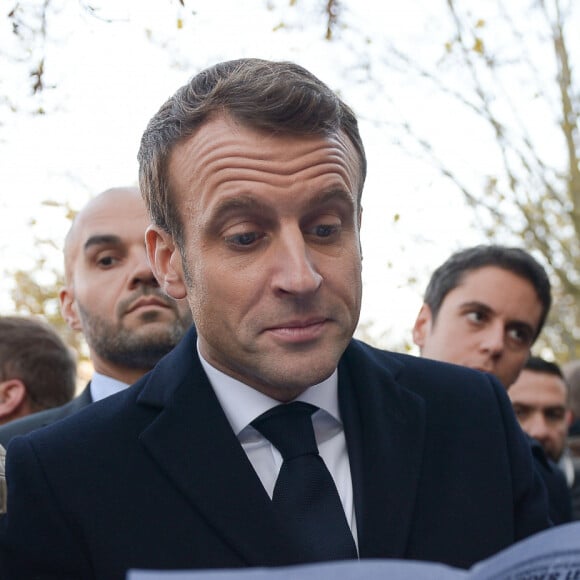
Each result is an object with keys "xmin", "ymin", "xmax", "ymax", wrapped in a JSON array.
[{"xmin": 60, "ymin": 189, "xmax": 192, "ymax": 376}]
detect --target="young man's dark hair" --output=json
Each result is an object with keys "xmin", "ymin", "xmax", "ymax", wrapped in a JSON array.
[{"xmin": 424, "ymin": 245, "xmax": 551, "ymax": 341}]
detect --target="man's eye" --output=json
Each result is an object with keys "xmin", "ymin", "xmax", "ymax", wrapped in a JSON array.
[
  {"xmin": 225, "ymin": 231, "xmax": 262, "ymax": 248},
  {"xmin": 466, "ymin": 311, "xmax": 485, "ymax": 323},
  {"xmin": 512, "ymin": 406, "xmax": 529, "ymax": 420},
  {"xmin": 313, "ymin": 224, "xmax": 340, "ymax": 238},
  {"xmin": 507, "ymin": 327, "xmax": 533, "ymax": 346},
  {"xmin": 545, "ymin": 409, "xmax": 566, "ymax": 422},
  {"xmin": 96, "ymin": 255, "xmax": 118, "ymax": 267}
]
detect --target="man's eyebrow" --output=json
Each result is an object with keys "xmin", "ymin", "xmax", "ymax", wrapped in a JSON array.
[
  {"xmin": 458, "ymin": 301, "xmax": 493, "ymax": 313},
  {"xmin": 459, "ymin": 300, "xmax": 536, "ymax": 333},
  {"xmin": 507, "ymin": 319, "xmax": 535, "ymax": 330},
  {"xmin": 83, "ymin": 234, "xmax": 123, "ymax": 252},
  {"xmin": 207, "ymin": 188, "xmax": 357, "ymax": 230},
  {"xmin": 212, "ymin": 196, "xmax": 262, "ymax": 216},
  {"xmin": 309, "ymin": 188, "xmax": 357, "ymax": 209}
]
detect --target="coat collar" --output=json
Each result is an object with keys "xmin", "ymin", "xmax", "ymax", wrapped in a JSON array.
[
  {"xmin": 137, "ymin": 328, "xmax": 307, "ymax": 565},
  {"xmin": 339, "ymin": 340, "xmax": 426, "ymax": 558}
]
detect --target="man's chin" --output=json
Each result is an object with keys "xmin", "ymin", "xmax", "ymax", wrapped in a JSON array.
[
  {"xmin": 123, "ymin": 321, "xmax": 185, "ymax": 346},
  {"xmin": 129, "ymin": 308, "xmax": 178, "ymax": 325}
]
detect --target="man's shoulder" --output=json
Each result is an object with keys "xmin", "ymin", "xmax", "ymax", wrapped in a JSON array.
[
  {"xmin": 6, "ymin": 336, "xmax": 203, "ymax": 455},
  {"xmin": 343, "ymin": 339, "xmax": 512, "ymax": 426},
  {"xmin": 346, "ymin": 339, "xmax": 501, "ymax": 394},
  {"xmin": 0, "ymin": 386, "xmax": 93, "ymax": 447},
  {"xmin": 5, "ymin": 378, "xmax": 150, "ymax": 467}
]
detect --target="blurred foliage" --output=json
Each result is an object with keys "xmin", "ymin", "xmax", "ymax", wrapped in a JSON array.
[
  {"xmin": 378, "ymin": 0, "xmax": 580, "ymax": 362},
  {"xmin": 452, "ymin": 0, "xmax": 579, "ymax": 362},
  {"xmin": 6, "ymin": 201, "xmax": 89, "ymax": 366}
]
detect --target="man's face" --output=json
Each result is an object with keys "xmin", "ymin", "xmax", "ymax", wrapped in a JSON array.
[
  {"xmin": 509, "ymin": 369, "xmax": 572, "ymax": 461},
  {"xmin": 413, "ymin": 266, "xmax": 543, "ymax": 388},
  {"xmin": 61, "ymin": 189, "xmax": 192, "ymax": 379},
  {"xmin": 148, "ymin": 117, "xmax": 363, "ymax": 402}
]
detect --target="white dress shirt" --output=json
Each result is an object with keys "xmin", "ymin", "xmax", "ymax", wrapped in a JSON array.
[
  {"xmin": 198, "ymin": 345, "xmax": 358, "ymax": 544},
  {"xmin": 559, "ymin": 450, "xmax": 576, "ymax": 488},
  {"xmin": 89, "ymin": 372, "xmax": 129, "ymax": 402}
]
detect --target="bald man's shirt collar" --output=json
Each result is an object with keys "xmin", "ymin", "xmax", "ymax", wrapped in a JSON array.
[{"xmin": 90, "ymin": 372, "xmax": 129, "ymax": 402}]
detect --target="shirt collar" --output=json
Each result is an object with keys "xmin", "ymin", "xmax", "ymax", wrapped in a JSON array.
[
  {"xmin": 197, "ymin": 342, "xmax": 341, "ymax": 436},
  {"xmin": 89, "ymin": 371, "xmax": 129, "ymax": 402},
  {"xmin": 558, "ymin": 449, "xmax": 575, "ymax": 487}
]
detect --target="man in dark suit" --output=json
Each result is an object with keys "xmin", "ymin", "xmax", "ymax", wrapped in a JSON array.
[
  {"xmin": 0, "ymin": 187, "xmax": 192, "ymax": 447},
  {"xmin": 412, "ymin": 245, "xmax": 573, "ymax": 524},
  {"xmin": 0, "ymin": 59, "xmax": 550, "ymax": 579},
  {"xmin": 510, "ymin": 357, "xmax": 580, "ymax": 520}
]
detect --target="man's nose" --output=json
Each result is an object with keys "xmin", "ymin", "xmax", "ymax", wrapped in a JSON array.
[
  {"xmin": 480, "ymin": 322, "xmax": 505, "ymax": 355},
  {"xmin": 129, "ymin": 251, "xmax": 159, "ymax": 289},
  {"xmin": 270, "ymin": 230, "xmax": 322, "ymax": 296},
  {"xmin": 525, "ymin": 413, "xmax": 550, "ymax": 443}
]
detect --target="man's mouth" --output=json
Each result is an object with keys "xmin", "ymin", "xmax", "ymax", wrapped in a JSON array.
[
  {"xmin": 264, "ymin": 318, "xmax": 328, "ymax": 342},
  {"xmin": 125, "ymin": 296, "xmax": 172, "ymax": 315}
]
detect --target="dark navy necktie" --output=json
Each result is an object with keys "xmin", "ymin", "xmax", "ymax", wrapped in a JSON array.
[{"xmin": 251, "ymin": 401, "xmax": 358, "ymax": 562}]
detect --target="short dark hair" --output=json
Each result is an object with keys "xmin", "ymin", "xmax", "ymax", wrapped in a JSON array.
[
  {"xmin": 138, "ymin": 58, "xmax": 366, "ymax": 246},
  {"xmin": 423, "ymin": 245, "xmax": 551, "ymax": 341},
  {"xmin": 0, "ymin": 316, "xmax": 76, "ymax": 411},
  {"xmin": 523, "ymin": 356, "xmax": 563, "ymax": 378}
]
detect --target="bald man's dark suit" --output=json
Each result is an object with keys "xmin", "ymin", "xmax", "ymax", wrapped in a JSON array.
[{"xmin": 0, "ymin": 327, "xmax": 550, "ymax": 579}]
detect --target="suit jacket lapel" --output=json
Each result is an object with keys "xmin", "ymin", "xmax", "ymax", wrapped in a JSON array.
[
  {"xmin": 136, "ymin": 328, "xmax": 308, "ymax": 566},
  {"xmin": 339, "ymin": 340, "xmax": 426, "ymax": 559}
]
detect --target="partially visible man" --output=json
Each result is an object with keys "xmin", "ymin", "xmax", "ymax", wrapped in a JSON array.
[
  {"xmin": 412, "ymin": 244, "xmax": 572, "ymax": 524},
  {"xmin": 0, "ymin": 316, "xmax": 76, "ymax": 425},
  {"xmin": 510, "ymin": 357, "xmax": 572, "ymax": 463},
  {"xmin": 563, "ymin": 360, "xmax": 580, "ymax": 438},
  {"xmin": 0, "ymin": 444, "xmax": 5, "ymax": 515},
  {"xmin": 0, "ymin": 187, "xmax": 192, "ymax": 446},
  {"xmin": 510, "ymin": 357, "xmax": 580, "ymax": 520},
  {"xmin": 0, "ymin": 60, "xmax": 550, "ymax": 579}
]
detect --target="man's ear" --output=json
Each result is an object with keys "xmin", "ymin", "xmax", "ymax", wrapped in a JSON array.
[
  {"xmin": 146, "ymin": 226, "xmax": 188, "ymax": 300},
  {"xmin": 0, "ymin": 379, "xmax": 29, "ymax": 422},
  {"xmin": 59, "ymin": 286, "xmax": 82, "ymax": 331},
  {"xmin": 357, "ymin": 206, "xmax": 363, "ymax": 259},
  {"xmin": 412, "ymin": 303, "xmax": 433, "ymax": 349}
]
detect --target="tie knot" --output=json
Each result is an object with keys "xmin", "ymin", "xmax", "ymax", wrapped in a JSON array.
[{"xmin": 251, "ymin": 402, "xmax": 319, "ymax": 461}]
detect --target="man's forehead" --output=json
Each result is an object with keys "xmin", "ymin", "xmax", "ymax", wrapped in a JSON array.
[
  {"xmin": 64, "ymin": 201, "xmax": 148, "ymax": 273},
  {"xmin": 168, "ymin": 117, "xmax": 362, "ymax": 201},
  {"xmin": 457, "ymin": 265, "xmax": 535, "ymax": 289},
  {"xmin": 513, "ymin": 370, "xmax": 568, "ymax": 397},
  {"xmin": 448, "ymin": 267, "xmax": 538, "ymax": 305},
  {"xmin": 436, "ymin": 266, "xmax": 543, "ymax": 336}
]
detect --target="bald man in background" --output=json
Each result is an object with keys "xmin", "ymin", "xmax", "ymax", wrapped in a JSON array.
[{"xmin": 0, "ymin": 187, "xmax": 192, "ymax": 446}]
